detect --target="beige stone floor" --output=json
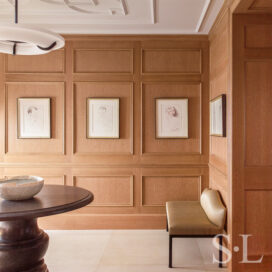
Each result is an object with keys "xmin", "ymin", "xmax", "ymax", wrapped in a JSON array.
[{"xmin": 45, "ymin": 230, "xmax": 227, "ymax": 272}]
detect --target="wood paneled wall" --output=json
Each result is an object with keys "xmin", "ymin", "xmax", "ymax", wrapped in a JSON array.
[
  {"xmin": 209, "ymin": 1, "xmax": 272, "ymax": 271},
  {"xmin": 232, "ymin": 14, "xmax": 272, "ymax": 271},
  {"xmin": 209, "ymin": 4, "xmax": 231, "ymax": 209},
  {"xmin": 235, "ymin": 0, "xmax": 272, "ymax": 13},
  {"xmin": 0, "ymin": 35, "xmax": 209, "ymax": 229}
]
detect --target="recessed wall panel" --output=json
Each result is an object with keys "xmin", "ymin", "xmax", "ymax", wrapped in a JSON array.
[
  {"xmin": 6, "ymin": 50, "xmax": 65, "ymax": 73},
  {"xmin": 74, "ymin": 176, "xmax": 133, "ymax": 207},
  {"xmin": 5, "ymin": 82, "xmax": 65, "ymax": 155},
  {"xmin": 74, "ymin": 49, "xmax": 133, "ymax": 73},
  {"xmin": 142, "ymin": 49, "xmax": 201, "ymax": 74},
  {"xmin": 142, "ymin": 83, "xmax": 201, "ymax": 155},
  {"xmin": 245, "ymin": 190, "xmax": 272, "ymax": 255},
  {"xmin": 245, "ymin": 25, "xmax": 272, "ymax": 48},
  {"xmin": 74, "ymin": 82, "xmax": 133, "ymax": 155},
  {"xmin": 142, "ymin": 176, "xmax": 201, "ymax": 206},
  {"xmin": 245, "ymin": 61, "xmax": 272, "ymax": 166}
]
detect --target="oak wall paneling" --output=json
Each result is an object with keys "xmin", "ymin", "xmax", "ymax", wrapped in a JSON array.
[
  {"xmin": 0, "ymin": 35, "xmax": 209, "ymax": 229},
  {"xmin": 209, "ymin": 5, "xmax": 231, "ymax": 217},
  {"xmin": 232, "ymin": 14, "xmax": 272, "ymax": 271},
  {"xmin": 73, "ymin": 82, "xmax": 133, "ymax": 155},
  {"xmin": 209, "ymin": 3, "xmax": 233, "ymax": 270},
  {"xmin": 141, "ymin": 82, "xmax": 202, "ymax": 155},
  {"xmin": 74, "ymin": 49, "xmax": 133, "ymax": 74},
  {"xmin": 73, "ymin": 175, "xmax": 134, "ymax": 207},
  {"xmin": 5, "ymin": 82, "xmax": 65, "ymax": 155},
  {"xmin": 141, "ymin": 176, "xmax": 201, "ymax": 206},
  {"xmin": 234, "ymin": 0, "xmax": 272, "ymax": 13},
  {"xmin": 5, "ymin": 50, "xmax": 65, "ymax": 74},
  {"xmin": 142, "ymin": 49, "xmax": 202, "ymax": 74},
  {"xmin": 250, "ymin": 0, "xmax": 272, "ymax": 10},
  {"xmin": 140, "ymin": 166, "xmax": 208, "ymax": 214}
]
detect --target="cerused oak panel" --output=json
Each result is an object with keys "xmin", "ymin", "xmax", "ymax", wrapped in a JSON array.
[
  {"xmin": 209, "ymin": 6, "xmax": 230, "ymax": 236},
  {"xmin": 74, "ymin": 49, "xmax": 133, "ymax": 74},
  {"xmin": 232, "ymin": 13, "xmax": 272, "ymax": 271},
  {"xmin": 74, "ymin": 175, "xmax": 133, "ymax": 207},
  {"xmin": 250, "ymin": 0, "xmax": 272, "ymax": 10},
  {"xmin": 142, "ymin": 49, "xmax": 201, "ymax": 74},
  {"xmin": 141, "ymin": 176, "xmax": 201, "ymax": 206},
  {"xmin": 0, "ymin": 35, "xmax": 209, "ymax": 229},
  {"xmin": 5, "ymin": 50, "xmax": 65, "ymax": 74},
  {"xmin": 5, "ymin": 82, "xmax": 65, "ymax": 155},
  {"xmin": 142, "ymin": 82, "xmax": 202, "ymax": 155}
]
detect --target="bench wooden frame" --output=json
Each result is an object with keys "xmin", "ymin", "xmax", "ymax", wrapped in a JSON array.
[{"xmin": 166, "ymin": 218, "xmax": 223, "ymax": 268}]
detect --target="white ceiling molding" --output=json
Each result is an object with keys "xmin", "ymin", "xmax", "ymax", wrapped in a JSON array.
[
  {"xmin": 38, "ymin": 0, "xmax": 128, "ymax": 15},
  {"xmin": 195, "ymin": 0, "xmax": 211, "ymax": 32},
  {"xmin": 151, "ymin": 0, "xmax": 156, "ymax": 24},
  {"xmin": 0, "ymin": 0, "xmax": 224, "ymax": 34}
]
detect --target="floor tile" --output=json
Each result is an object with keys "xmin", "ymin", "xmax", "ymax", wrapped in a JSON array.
[
  {"xmin": 100, "ymin": 230, "xmax": 169, "ymax": 265},
  {"xmin": 45, "ymin": 230, "xmax": 112, "ymax": 271},
  {"xmin": 173, "ymin": 238, "xmax": 204, "ymax": 267},
  {"xmin": 43, "ymin": 230, "xmax": 224, "ymax": 272},
  {"xmin": 96, "ymin": 264, "xmax": 204, "ymax": 272}
]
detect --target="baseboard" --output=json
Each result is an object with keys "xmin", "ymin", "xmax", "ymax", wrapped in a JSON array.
[{"xmin": 39, "ymin": 214, "xmax": 166, "ymax": 230}]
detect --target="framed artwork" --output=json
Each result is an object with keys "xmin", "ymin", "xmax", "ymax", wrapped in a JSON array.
[
  {"xmin": 210, "ymin": 94, "xmax": 226, "ymax": 137},
  {"xmin": 155, "ymin": 98, "xmax": 189, "ymax": 139},
  {"xmin": 17, "ymin": 98, "xmax": 51, "ymax": 139},
  {"xmin": 87, "ymin": 98, "xmax": 119, "ymax": 139}
]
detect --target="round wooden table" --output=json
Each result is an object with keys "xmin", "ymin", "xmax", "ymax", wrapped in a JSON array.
[{"xmin": 0, "ymin": 185, "xmax": 93, "ymax": 272}]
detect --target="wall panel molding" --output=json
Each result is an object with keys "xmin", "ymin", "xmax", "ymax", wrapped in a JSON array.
[
  {"xmin": 141, "ymin": 175, "xmax": 202, "ymax": 207},
  {"xmin": 72, "ymin": 81, "xmax": 134, "ymax": 156},
  {"xmin": 5, "ymin": 49, "xmax": 65, "ymax": 74},
  {"xmin": 73, "ymin": 49, "xmax": 134, "ymax": 74},
  {"xmin": 73, "ymin": 175, "xmax": 134, "ymax": 207},
  {"xmin": 245, "ymin": 60, "xmax": 272, "ymax": 166},
  {"xmin": 141, "ymin": 82, "xmax": 203, "ymax": 156},
  {"xmin": 249, "ymin": 0, "xmax": 272, "ymax": 11},
  {"xmin": 4, "ymin": 82, "xmax": 66, "ymax": 156},
  {"xmin": 0, "ymin": 36, "xmax": 209, "ymax": 229},
  {"xmin": 141, "ymin": 49, "xmax": 202, "ymax": 75},
  {"xmin": 245, "ymin": 25, "xmax": 272, "ymax": 48}
]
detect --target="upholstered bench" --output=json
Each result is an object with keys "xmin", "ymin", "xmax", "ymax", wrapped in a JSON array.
[{"xmin": 166, "ymin": 188, "xmax": 226, "ymax": 268}]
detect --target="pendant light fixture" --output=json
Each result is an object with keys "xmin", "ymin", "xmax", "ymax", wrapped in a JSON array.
[{"xmin": 0, "ymin": 0, "xmax": 65, "ymax": 55}]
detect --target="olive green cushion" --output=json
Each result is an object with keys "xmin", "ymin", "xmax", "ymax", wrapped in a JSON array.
[{"xmin": 166, "ymin": 201, "xmax": 223, "ymax": 235}]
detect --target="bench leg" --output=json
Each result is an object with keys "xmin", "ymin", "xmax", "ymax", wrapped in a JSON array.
[
  {"xmin": 169, "ymin": 235, "xmax": 173, "ymax": 268},
  {"xmin": 219, "ymin": 235, "xmax": 223, "ymax": 268}
]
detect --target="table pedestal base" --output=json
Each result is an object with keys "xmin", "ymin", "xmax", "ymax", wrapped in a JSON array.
[{"xmin": 0, "ymin": 218, "xmax": 49, "ymax": 272}]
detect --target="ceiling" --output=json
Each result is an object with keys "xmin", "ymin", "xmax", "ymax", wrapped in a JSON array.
[{"xmin": 0, "ymin": 0, "xmax": 224, "ymax": 34}]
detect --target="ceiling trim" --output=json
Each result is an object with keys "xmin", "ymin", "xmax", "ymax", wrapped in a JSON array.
[
  {"xmin": 151, "ymin": 0, "xmax": 156, "ymax": 24},
  {"xmin": 195, "ymin": 0, "xmax": 211, "ymax": 32}
]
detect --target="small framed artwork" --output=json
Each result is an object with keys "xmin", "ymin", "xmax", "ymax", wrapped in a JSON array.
[
  {"xmin": 87, "ymin": 98, "xmax": 119, "ymax": 139},
  {"xmin": 17, "ymin": 98, "xmax": 51, "ymax": 139},
  {"xmin": 155, "ymin": 98, "xmax": 189, "ymax": 139},
  {"xmin": 210, "ymin": 94, "xmax": 226, "ymax": 137}
]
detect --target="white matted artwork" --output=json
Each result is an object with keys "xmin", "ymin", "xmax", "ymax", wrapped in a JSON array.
[
  {"xmin": 210, "ymin": 94, "xmax": 226, "ymax": 137},
  {"xmin": 17, "ymin": 98, "xmax": 51, "ymax": 139},
  {"xmin": 155, "ymin": 98, "xmax": 189, "ymax": 139},
  {"xmin": 87, "ymin": 98, "xmax": 119, "ymax": 139}
]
